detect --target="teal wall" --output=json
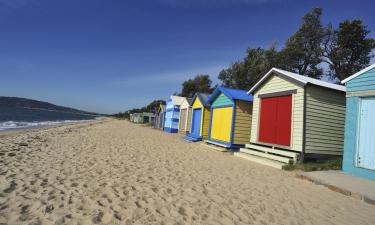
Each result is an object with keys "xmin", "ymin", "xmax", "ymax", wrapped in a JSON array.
[
  {"xmin": 211, "ymin": 92, "xmax": 234, "ymax": 107},
  {"xmin": 346, "ymin": 68, "xmax": 375, "ymax": 92},
  {"xmin": 343, "ymin": 66, "xmax": 375, "ymax": 180}
]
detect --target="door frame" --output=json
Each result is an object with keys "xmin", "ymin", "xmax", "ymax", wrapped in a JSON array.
[
  {"xmin": 208, "ymin": 104, "xmax": 234, "ymax": 145},
  {"xmin": 355, "ymin": 96, "xmax": 375, "ymax": 169},
  {"xmin": 191, "ymin": 108, "xmax": 202, "ymax": 137},
  {"xmin": 257, "ymin": 93, "xmax": 294, "ymax": 148}
]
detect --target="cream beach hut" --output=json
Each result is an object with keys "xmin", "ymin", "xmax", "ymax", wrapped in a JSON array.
[
  {"xmin": 178, "ymin": 97, "xmax": 191, "ymax": 134},
  {"xmin": 235, "ymin": 68, "xmax": 347, "ymax": 169}
]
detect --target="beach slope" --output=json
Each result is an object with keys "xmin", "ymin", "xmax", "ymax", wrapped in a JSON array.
[{"xmin": 0, "ymin": 120, "xmax": 374, "ymax": 225}]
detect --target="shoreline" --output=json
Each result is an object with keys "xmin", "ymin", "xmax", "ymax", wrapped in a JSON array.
[{"xmin": 0, "ymin": 118, "xmax": 105, "ymax": 137}]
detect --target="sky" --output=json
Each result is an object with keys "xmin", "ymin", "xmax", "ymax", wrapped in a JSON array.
[{"xmin": 0, "ymin": 0, "xmax": 374, "ymax": 114}]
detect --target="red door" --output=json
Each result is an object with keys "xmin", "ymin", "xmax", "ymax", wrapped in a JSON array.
[{"xmin": 258, "ymin": 95, "xmax": 292, "ymax": 146}]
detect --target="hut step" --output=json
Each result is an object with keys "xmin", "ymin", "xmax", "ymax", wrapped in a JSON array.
[
  {"xmin": 234, "ymin": 152, "xmax": 285, "ymax": 169},
  {"xmin": 245, "ymin": 143, "xmax": 299, "ymax": 159},
  {"xmin": 239, "ymin": 148, "xmax": 292, "ymax": 164}
]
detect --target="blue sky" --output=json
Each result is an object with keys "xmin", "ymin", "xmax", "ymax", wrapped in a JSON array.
[{"xmin": 0, "ymin": 0, "xmax": 374, "ymax": 114}]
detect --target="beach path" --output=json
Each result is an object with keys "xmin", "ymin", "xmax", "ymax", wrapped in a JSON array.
[{"xmin": 0, "ymin": 119, "xmax": 374, "ymax": 225}]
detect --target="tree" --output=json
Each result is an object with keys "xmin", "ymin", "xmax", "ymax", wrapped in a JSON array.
[
  {"xmin": 280, "ymin": 8, "xmax": 326, "ymax": 78},
  {"xmin": 218, "ymin": 45, "xmax": 283, "ymax": 89},
  {"xmin": 323, "ymin": 20, "xmax": 375, "ymax": 81},
  {"xmin": 180, "ymin": 75, "xmax": 215, "ymax": 98}
]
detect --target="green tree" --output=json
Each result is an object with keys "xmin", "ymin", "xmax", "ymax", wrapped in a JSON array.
[
  {"xmin": 323, "ymin": 20, "xmax": 375, "ymax": 81},
  {"xmin": 280, "ymin": 8, "xmax": 326, "ymax": 78},
  {"xmin": 180, "ymin": 75, "xmax": 215, "ymax": 98},
  {"xmin": 218, "ymin": 45, "xmax": 282, "ymax": 89}
]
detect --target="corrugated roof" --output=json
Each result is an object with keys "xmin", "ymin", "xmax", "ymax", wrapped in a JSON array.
[
  {"xmin": 248, "ymin": 68, "xmax": 346, "ymax": 94},
  {"xmin": 192, "ymin": 93, "xmax": 210, "ymax": 106},
  {"xmin": 170, "ymin": 96, "xmax": 186, "ymax": 106},
  {"xmin": 207, "ymin": 86, "xmax": 253, "ymax": 103},
  {"xmin": 341, "ymin": 63, "xmax": 375, "ymax": 84}
]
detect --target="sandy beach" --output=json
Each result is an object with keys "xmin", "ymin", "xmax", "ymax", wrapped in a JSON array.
[{"xmin": 0, "ymin": 119, "xmax": 374, "ymax": 225}]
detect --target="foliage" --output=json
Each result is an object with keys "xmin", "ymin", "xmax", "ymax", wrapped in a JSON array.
[
  {"xmin": 112, "ymin": 99, "xmax": 166, "ymax": 119},
  {"xmin": 280, "ymin": 8, "xmax": 326, "ymax": 79},
  {"xmin": 218, "ymin": 45, "xmax": 282, "ymax": 89},
  {"xmin": 283, "ymin": 159, "xmax": 342, "ymax": 172},
  {"xmin": 217, "ymin": 7, "xmax": 375, "ymax": 88},
  {"xmin": 323, "ymin": 19, "xmax": 375, "ymax": 81},
  {"xmin": 180, "ymin": 74, "xmax": 216, "ymax": 98}
]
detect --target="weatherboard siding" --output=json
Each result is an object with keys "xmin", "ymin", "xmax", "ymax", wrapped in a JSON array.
[
  {"xmin": 202, "ymin": 107, "xmax": 210, "ymax": 139},
  {"xmin": 186, "ymin": 107, "xmax": 192, "ymax": 133},
  {"xmin": 346, "ymin": 68, "xmax": 375, "ymax": 92},
  {"xmin": 233, "ymin": 100, "xmax": 252, "ymax": 145},
  {"xmin": 250, "ymin": 73, "xmax": 304, "ymax": 152},
  {"xmin": 211, "ymin": 93, "xmax": 234, "ymax": 107},
  {"xmin": 304, "ymin": 85, "xmax": 346, "ymax": 155}
]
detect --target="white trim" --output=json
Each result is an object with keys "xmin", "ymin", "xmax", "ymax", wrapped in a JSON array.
[
  {"xmin": 248, "ymin": 68, "xmax": 346, "ymax": 94},
  {"xmin": 342, "ymin": 64, "xmax": 375, "ymax": 84}
]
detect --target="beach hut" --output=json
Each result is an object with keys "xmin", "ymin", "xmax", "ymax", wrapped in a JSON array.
[
  {"xmin": 341, "ymin": 64, "xmax": 375, "ymax": 180},
  {"xmin": 142, "ymin": 112, "xmax": 155, "ymax": 125},
  {"xmin": 178, "ymin": 97, "xmax": 192, "ymax": 134},
  {"xmin": 235, "ymin": 68, "xmax": 346, "ymax": 169},
  {"xmin": 185, "ymin": 93, "xmax": 210, "ymax": 142},
  {"xmin": 154, "ymin": 104, "xmax": 166, "ymax": 130},
  {"xmin": 164, "ymin": 96, "xmax": 186, "ymax": 133},
  {"xmin": 132, "ymin": 113, "xmax": 143, "ymax": 123},
  {"xmin": 205, "ymin": 87, "xmax": 253, "ymax": 149}
]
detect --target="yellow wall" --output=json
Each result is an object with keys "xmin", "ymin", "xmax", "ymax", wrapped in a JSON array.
[
  {"xmin": 192, "ymin": 97, "xmax": 203, "ymax": 108},
  {"xmin": 210, "ymin": 107, "xmax": 233, "ymax": 143},
  {"xmin": 250, "ymin": 73, "xmax": 305, "ymax": 152}
]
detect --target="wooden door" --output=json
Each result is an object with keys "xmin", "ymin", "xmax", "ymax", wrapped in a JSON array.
[{"xmin": 258, "ymin": 95, "xmax": 292, "ymax": 146}]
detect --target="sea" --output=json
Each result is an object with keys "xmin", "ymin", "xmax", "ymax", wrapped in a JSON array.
[{"xmin": 0, "ymin": 107, "xmax": 99, "ymax": 132}]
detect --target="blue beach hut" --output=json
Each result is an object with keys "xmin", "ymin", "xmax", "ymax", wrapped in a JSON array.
[
  {"xmin": 342, "ymin": 64, "xmax": 375, "ymax": 180},
  {"xmin": 205, "ymin": 86, "xmax": 253, "ymax": 149},
  {"xmin": 164, "ymin": 96, "xmax": 186, "ymax": 133}
]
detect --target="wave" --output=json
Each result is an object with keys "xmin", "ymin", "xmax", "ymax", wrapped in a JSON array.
[{"xmin": 0, "ymin": 119, "xmax": 94, "ymax": 131}]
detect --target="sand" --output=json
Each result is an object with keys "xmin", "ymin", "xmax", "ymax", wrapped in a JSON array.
[{"xmin": 0, "ymin": 119, "xmax": 374, "ymax": 225}]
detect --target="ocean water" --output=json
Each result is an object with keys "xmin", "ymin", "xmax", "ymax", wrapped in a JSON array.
[{"xmin": 0, "ymin": 107, "xmax": 98, "ymax": 131}]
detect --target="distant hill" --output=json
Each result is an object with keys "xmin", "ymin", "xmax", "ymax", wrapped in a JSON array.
[{"xmin": 0, "ymin": 97, "xmax": 100, "ymax": 115}]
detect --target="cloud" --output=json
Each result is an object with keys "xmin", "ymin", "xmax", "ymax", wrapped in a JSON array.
[
  {"xmin": 111, "ymin": 65, "xmax": 223, "ymax": 88},
  {"xmin": 155, "ymin": 0, "xmax": 273, "ymax": 8}
]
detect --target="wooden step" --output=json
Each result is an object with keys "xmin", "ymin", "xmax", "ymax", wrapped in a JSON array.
[
  {"xmin": 239, "ymin": 148, "xmax": 292, "ymax": 164},
  {"xmin": 234, "ymin": 152, "xmax": 285, "ymax": 169},
  {"xmin": 201, "ymin": 143, "xmax": 227, "ymax": 152},
  {"xmin": 205, "ymin": 140, "xmax": 229, "ymax": 149},
  {"xmin": 245, "ymin": 143, "xmax": 299, "ymax": 159}
]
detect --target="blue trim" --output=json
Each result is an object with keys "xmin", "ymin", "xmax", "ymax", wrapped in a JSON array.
[
  {"xmin": 229, "ymin": 104, "xmax": 236, "ymax": 146},
  {"xmin": 207, "ymin": 86, "xmax": 253, "ymax": 104},
  {"xmin": 210, "ymin": 104, "xmax": 234, "ymax": 109},
  {"xmin": 164, "ymin": 127, "xmax": 178, "ymax": 133}
]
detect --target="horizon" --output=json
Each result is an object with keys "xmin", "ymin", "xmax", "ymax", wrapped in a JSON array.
[{"xmin": 1, "ymin": 0, "xmax": 375, "ymax": 114}]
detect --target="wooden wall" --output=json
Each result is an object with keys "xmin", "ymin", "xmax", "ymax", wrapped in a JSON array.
[
  {"xmin": 305, "ymin": 85, "xmax": 346, "ymax": 155},
  {"xmin": 202, "ymin": 107, "xmax": 210, "ymax": 139},
  {"xmin": 233, "ymin": 100, "xmax": 253, "ymax": 145}
]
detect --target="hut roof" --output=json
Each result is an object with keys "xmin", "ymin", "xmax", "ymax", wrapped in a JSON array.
[
  {"xmin": 341, "ymin": 63, "xmax": 375, "ymax": 84},
  {"xmin": 192, "ymin": 93, "xmax": 210, "ymax": 106},
  {"xmin": 170, "ymin": 96, "xmax": 186, "ymax": 106},
  {"xmin": 207, "ymin": 86, "xmax": 253, "ymax": 103},
  {"xmin": 248, "ymin": 68, "xmax": 346, "ymax": 94}
]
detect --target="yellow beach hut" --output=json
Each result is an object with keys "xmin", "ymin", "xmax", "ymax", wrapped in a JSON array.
[
  {"xmin": 184, "ymin": 93, "xmax": 210, "ymax": 142},
  {"xmin": 235, "ymin": 68, "xmax": 346, "ymax": 169},
  {"xmin": 205, "ymin": 86, "xmax": 253, "ymax": 149}
]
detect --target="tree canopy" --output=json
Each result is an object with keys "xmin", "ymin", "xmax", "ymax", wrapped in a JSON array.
[
  {"xmin": 218, "ymin": 7, "xmax": 375, "ymax": 88},
  {"xmin": 180, "ymin": 74, "xmax": 215, "ymax": 98}
]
